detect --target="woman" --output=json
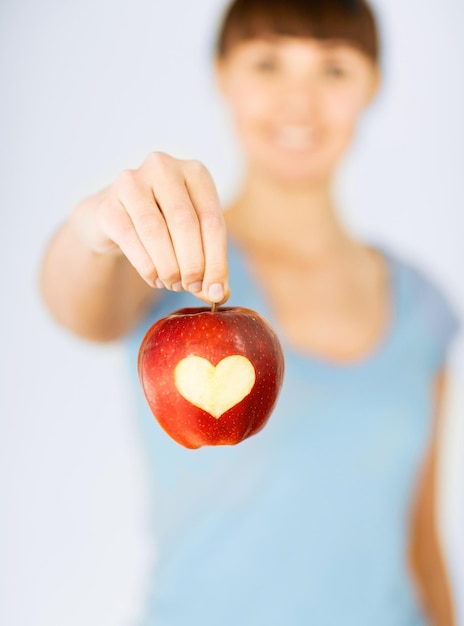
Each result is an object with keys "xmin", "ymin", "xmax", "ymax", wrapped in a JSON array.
[{"xmin": 40, "ymin": 0, "xmax": 460, "ymax": 624}]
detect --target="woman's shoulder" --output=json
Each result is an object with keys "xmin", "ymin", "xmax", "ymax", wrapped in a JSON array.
[{"xmin": 378, "ymin": 243, "xmax": 461, "ymax": 368}]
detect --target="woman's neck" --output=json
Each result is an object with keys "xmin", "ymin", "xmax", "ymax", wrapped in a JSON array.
[{"xmin": 225, "ymin": 169, "xmax": 355, "ymax": 261}]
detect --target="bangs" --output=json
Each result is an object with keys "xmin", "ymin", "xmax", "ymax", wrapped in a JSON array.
[{"xmin": 216, "ymin": 0, "xmax": 379, "ymax": 62}]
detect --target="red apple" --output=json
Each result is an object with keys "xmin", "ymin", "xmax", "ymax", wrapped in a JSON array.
[{"xmin": 138, "ymin": 306, "xmax": 285, "ymax": 449}]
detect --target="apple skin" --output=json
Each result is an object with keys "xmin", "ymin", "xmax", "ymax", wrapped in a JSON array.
[{"xmin": 138, "ymin": 306, "xmax": 285, "ymax": 449}]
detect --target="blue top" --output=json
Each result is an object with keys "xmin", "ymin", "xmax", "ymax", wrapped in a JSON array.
[{"xmin": 125, "ymin": 241, "xmax": 460, "ymax": 626}]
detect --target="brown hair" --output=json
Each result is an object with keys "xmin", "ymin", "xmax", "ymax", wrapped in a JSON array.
[{"xmin": 215, "ymin": 0, "xmax": 380, "ymax": 63}]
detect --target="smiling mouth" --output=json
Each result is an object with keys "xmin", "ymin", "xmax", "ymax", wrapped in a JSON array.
[{"xmin": 273, "ymin": 126, "xmax": 317, "ymax": 151}]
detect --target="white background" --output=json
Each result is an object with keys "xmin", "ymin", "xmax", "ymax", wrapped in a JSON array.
[{"xmin": 1, "ymin": 0, "xmax": 463, "ymax": 624}]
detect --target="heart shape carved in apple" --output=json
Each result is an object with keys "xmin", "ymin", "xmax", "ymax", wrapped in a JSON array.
[
  {"xmin": 138, "ymin": 306, "xmax": 284, "ymax": 448},
  {"xmin": 174, "ymin": 355, "xmax": 256, "ymax": 419}
]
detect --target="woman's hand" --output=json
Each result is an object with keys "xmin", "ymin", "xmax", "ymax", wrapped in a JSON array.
[{"xmin": 71, "ymin": 152, "xmax": 229, "ymax": 304}]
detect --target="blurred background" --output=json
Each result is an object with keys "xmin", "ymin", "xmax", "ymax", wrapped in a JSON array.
[{"xmin": 1, "ymin": 0, "xmax": 463, "ymax": 624}]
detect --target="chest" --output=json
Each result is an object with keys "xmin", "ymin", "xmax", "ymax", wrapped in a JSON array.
[{"xmin": 249, "ymin": 256, "xmax": 390, "ymax": 362}]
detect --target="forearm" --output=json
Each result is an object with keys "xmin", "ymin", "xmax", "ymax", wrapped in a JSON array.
[
  {"xmin": 409, "ymin": 371, "xmax": 456, "ymax": 626},
  {"xmin": 40, "ymin": 216, "xmax": 156, "ymax": 342},
  {"xmin": 409, "ymin": 481, "xmax": 455, "ymax": 626}
]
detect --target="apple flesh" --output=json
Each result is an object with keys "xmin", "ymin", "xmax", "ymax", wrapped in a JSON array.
[{"xmin": 138, "ymin": 306, "xmax": 285, "ymax": 449}]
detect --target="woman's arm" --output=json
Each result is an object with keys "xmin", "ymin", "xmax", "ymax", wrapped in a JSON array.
[
  {"xmin": 40, "ymin": 153, "xmax": 228, "ymax": 341},
  {"xmin": 408, "ymin": 369, "xmax": 456, "ymax": 626},
  {"xmin": 40, "ymin": 203, "xmax": 157, "ymax": 341}
]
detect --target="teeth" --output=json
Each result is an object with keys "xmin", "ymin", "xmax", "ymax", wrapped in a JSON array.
[{"xmin": 275, "ymin": 126, "xmax": 315, "ymax": 150}]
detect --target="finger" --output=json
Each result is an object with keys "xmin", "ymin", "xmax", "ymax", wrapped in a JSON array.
[
  {"xmin": 183, "ymin": 160, "xmax": 228, "ymax": 303},
  {"xmin": 142, "ymin": 162, "xmax": 206, "ymax": 294},
  {"xmin": 115, "ymin": 170, "xmax": 181, "ymax": 290},
  {"xmin": 97, "ymin": 199, "xmax": 159, "ymax": 287}
]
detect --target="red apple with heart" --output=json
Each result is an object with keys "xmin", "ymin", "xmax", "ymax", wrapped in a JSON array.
[{"xmin": 138, "ymin": 306, "xmax": 285, "ymax": 449}]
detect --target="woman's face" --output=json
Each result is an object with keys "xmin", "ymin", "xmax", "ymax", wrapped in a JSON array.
[{"xmin": 216, "ymin": 36, "xmax": 379, "ymax": 185}]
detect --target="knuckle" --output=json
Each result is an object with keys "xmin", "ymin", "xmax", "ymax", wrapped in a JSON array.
[
  {"xmin": 97, "ymin": 200, "xmax": 125, "ymax": 231},
  {"xmin": 158, "ymin": 268, "xmax": 180, "ymax": 286},
  {"xmin": 181, "ymin": 261, "xmax": 204, "ymax": 282},
  {"xmin": 204, "ymin": 254, "xmax": 228, "ymax": 279},
  {"xmin": 137, "ymin": 258, "xmax": 157, "ymax": 282},
  {"xmin": 101, "ymin": 206, "xmax": 135, "ymax": 245},
  {"xmin": 144, "ymin": 151, "xmax": 173, "ymax": 172},
  {"xmin": 170, "ymin": 208, "xmax": 198, "ymax": 231},
  {"xmin": 205, "ymin": 266, "xmax": 227, "ymax": 283},
  {"xmin": 117, "ymin": 222, "xmax": 139, "ymax": 249},
  {"xmin": 200, "ymin": 211, "xmax": 225, "ymax": 233},
  {"xmin": 136, "ymin": 210, "xmax": 160, "ymax": 233},
  {"xmin": 184, "ymin": 159, "xmax": 208, "ymax": 177},
  {"xmin": 115, "ymin": 169, "xmax": 137, "ymax": 192}
]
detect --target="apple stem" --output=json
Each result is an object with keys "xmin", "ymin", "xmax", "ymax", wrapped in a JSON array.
[{"xmin": 211, "ymin": 302, "xmax": 217, "ymax": 314}]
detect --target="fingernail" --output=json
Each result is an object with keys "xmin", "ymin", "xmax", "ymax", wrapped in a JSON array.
[
  {"xmin": 208, "ymin": 283, "xmax": 224, "ymax": 302},
  {"xmin": 155, "ymin": 279, "xmax": 164, "ymax": 289},
  {"xmin": 187, "ymin": 281, "xmax": 203, "ymax": 293},
  {"xmin": 172, "ymin": 281, "xmax": 183, "ymax": 292}
]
